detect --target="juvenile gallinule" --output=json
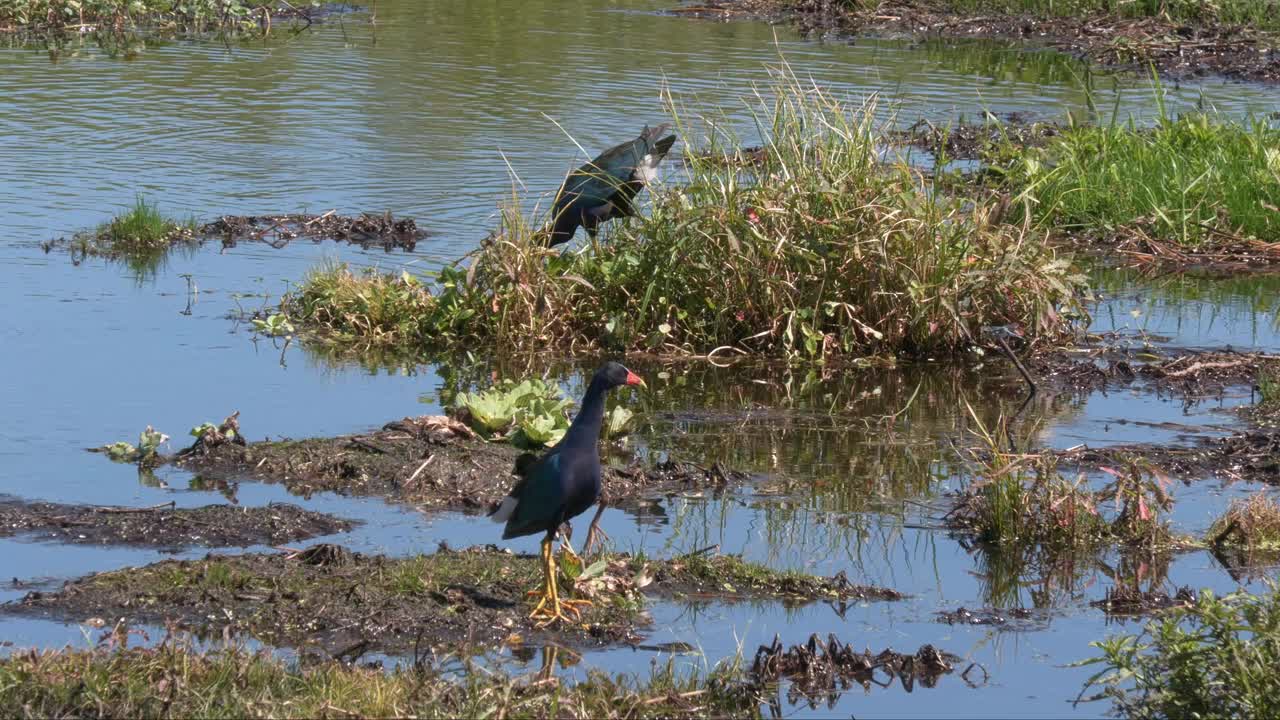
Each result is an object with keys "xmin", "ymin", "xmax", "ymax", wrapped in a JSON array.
[
  {"xmin": 490, "ymin": 362, "xmax": 646, "ymax": 625},
  {"xmin": 545, "ymin": 124, "xmax": 677, "ymax": 247}
]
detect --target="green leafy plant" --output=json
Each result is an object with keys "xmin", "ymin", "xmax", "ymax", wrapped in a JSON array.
[
  {"xmin": 98, "ymin": 426, "xmax": 168, "ymax": 465},
  {"xmin": 1076, "ymin": 583, "xmax": 1280, "ymax": 718},
  {"xmin": 991, "ymin": 111, "xmax": 1280, "ymax": 247},
  {"xmin": 251, "ymin": 313, "xmax": 294, "ymax": 337},
  {"xmin": 448, "ymin": 378, "xmax": 573, "ymax": 447},
  {"xmin": 603, "ymin": 405, "xmax": 634, "ymax": 440}
]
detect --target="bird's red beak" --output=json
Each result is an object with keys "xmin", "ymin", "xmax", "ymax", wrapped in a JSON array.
[{"xmin": 625, "ymin": 371, "xmax": 647, "ymax": 389}]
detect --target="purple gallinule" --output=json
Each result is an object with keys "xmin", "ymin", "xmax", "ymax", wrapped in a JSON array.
[
  {"xmin": 545, "ymin": 125, "xmax": 677, "ymax": 247},
  {"xmin": 490, "ymin": 362, "xmax": 646, "ymax": 625}
]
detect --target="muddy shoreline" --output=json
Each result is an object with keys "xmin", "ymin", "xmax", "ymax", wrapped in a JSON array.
[
  {"xmin": 0, "ymin": 499, "xmax": 353, "ymax": 551},
  {"xmin": 8, "ymin": 545, "xmax": 901, "ymax": 657},
  {"xmin": 673, "ymin": 0, "xmax": 1280, "ymax": 83}
]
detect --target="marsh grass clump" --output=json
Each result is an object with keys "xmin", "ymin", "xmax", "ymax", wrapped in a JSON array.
[
  {"xmin": 991, "ymin": 112, "xmax": 1280, "ymax": 248},
  {"xmin": 64, "ymin": 197, "xmax": 197, "ymax": 277},
  {"xmin": 0, "ymin": 635, "xmax": 757, "ymax": 719},
  {"xmin": 1077, "ymin": 583, "xmax": 1280, "ymax": 719},
  {"xmin": 285, "ymin": 263, "xmax": 436, "ymax": 347},
  {"xmin": 1208, "ymin": 491, "xmax": 1280, "ymax": 552},
  {"xmin": 287, "ymin": 63, "xmax": 1086, "ymax": 361},
  {"xmin": 948, "ymin": 411, "xmax": 1106, "ymax": 549}
]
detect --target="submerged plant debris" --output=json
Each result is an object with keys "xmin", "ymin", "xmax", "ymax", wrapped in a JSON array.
[
  {"xmin": 1059, "ymin": 427, "xmax": 1280, "ymax": 485},
  {"xmin": 0, "ymin": 499, "xmax": 353, "ymax": 550},
  {"xmin": 1090, "ymin": 584, "xmax": 1198, "ymax": 617},
  {"xmin": 7, "ymin": 545, "xmax": 901, "ymax": 657},
  {"xmin": 1032, "ymin": 348, "xmax": 1280, "ymax": 396},
  {"xmin": 751, "ymin": 633, "xmax": 974, "ymax": 703},
  {"xmin": 934, "ymin": 605, "xmax": 1036, "ymax": 626},
  {"xmin": 43, "ymin": 210, "xmax": 426, "ymax": 270}
]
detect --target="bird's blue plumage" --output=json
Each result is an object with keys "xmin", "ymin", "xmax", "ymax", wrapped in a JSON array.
[
  {"xmin": 546, "ymin": 125, "xmax": 677, "ymax": 247},
  {"xmin": 501, "ymin": 451, "xmax": 598, "ymax": 539},
  {"xmin": 493, "ymin": 363, "xmax": 641, "ymax": 540}
]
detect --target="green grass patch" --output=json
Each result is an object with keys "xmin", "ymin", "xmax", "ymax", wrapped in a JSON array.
[
  {"xmin": 64, "ymin": 197, "xmax": 197, "ymax": 277},
  {"xmin": 0, "ymin": 635, "xmax": 755, "ymax": 719},
  {"xmin": 1077, "ymin": 583, "xmax": 1280, "ymax": 718},
  {"xmin": 990, "ymin": 112, "xmax": 1280, "ymax": 248},
  {"xmin": 286, "ymin": 62, "xmax": 1086, "ymax": 361}
]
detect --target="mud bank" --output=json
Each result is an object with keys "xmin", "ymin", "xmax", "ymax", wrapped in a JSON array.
[
  {"xmin": 174, "ymin": 415, "xmax": 752, "ymax": 515},
  {"xmin": 7, "ymin": 545, "xmax": 901, "ymax": 657},
  {"xmin": 674, "ymin": 0, "xmax": 1280, "ymax": 83},
  {"xmin": 0, "ymin": 499, "xmax": 353, "ymax": 550}
]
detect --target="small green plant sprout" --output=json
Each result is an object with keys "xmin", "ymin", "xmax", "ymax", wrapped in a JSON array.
[
  {"xmin": 187, "ymin": 412, "xmax": 243, "ymax": 453},
  {"xmin": 96, "ymin": 426, "xmax": 169, "ymax": 465},
  {"xmin": 448, "ymin": 378, "xmax": 573, "ymax": 447},
  {"xmin": 252, "ymin": 313, "xmax": 294, "ymax": 337}
]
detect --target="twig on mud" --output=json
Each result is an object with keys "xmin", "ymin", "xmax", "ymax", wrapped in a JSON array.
[
  {"xmin": 1161, "ymin": 359, "xmax": 1254, "ymax": 379},
  {"xmin": 92, "ymin": 501, "xmax": 176, "ymax": 514},
  {"xmin": 404, "ymin": 454, "xmax": 436, "ymax": 488},
  {"xmin": 994, "ymin": 334, "xmax": 1037, "ymax": 397},
  {"xmin": 305, "ymin": 209, "xmax": 337, "ymax": 226}
]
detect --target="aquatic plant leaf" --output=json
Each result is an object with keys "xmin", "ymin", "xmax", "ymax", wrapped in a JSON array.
[
  {"xmin": 603, "ymin": 405, "xmax": 634, "ymax": 440},
  {"xmin": 518, "ymin": 414, "xmax": 566, "ymax": 446},
  {"xmin": 103, "ymin": 442, "xmax": 139, "ymax": 462},
  {"xmin": 454, "ymin": 390, "xmax": 517, "ymax": 434}
]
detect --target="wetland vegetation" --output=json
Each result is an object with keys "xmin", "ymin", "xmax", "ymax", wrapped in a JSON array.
[
  {"xmin": 8, "ymin": 0, "xmax": 1280, "ymax": 716},
  {"xmin": 286, "ymin": 67, "xmax": 1087, "ymax": 362},
  {"xmin": 0, "ymin": 0, "xmax": 324, "ymax": 36}
]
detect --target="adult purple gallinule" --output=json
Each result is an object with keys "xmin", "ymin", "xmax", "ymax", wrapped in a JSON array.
[
  {"xmin": 545, "ymin": 124, "xmax": 677, "ymax": 247},
  {"xmin": 490, "ymin": 362, "xmax": 646, "ymax": 626}
]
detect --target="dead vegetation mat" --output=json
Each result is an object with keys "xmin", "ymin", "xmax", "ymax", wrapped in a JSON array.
[
  {"xmin": 0, "ymin": 499, "xmax": 352, "ymax": 550},
  {"xmin": 674, "ymin": 0, "xmax": 1280, "ymax": 83},
  {"xmin": 7, "ymin": 545, "xmax": 901, "ymax": 658},
  {"xmin": 199, "ymin": 211, "xmax": 425, "ymax": 252},
  {"xmin": 173, "ymin": 415, "xmax": 753, "ymax": 514},
  {"xmin": 1031, "ymin": 348, "xmax": 1279, "ymax": 397}
]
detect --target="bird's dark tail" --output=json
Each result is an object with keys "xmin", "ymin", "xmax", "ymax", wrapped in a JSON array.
[{"xmin": 544, "ymin": 207, "xmax": 580, "ymax": 247}]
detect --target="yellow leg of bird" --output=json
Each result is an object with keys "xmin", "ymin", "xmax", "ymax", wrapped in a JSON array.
[
  {"xmin": 529, "ymin": 535, "xmax": 592, "ymax": 627},
  {"xmin": 527, "ymin": 537, "xmax": 554, "ymax": 616}
]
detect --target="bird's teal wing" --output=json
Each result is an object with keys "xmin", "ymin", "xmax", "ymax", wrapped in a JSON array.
[{"xmin": 502, "ymin": 450, "xmax": 566, "ymax": 539}]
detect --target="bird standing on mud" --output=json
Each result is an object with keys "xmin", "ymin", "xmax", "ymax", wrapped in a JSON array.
[
  {"xmin": 544, "ymin": 124, "xmax": 677, "ymax": 247},
  {"xmin": 490, "ymin": 362, "xmax": 646, "ymax": 626}
]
